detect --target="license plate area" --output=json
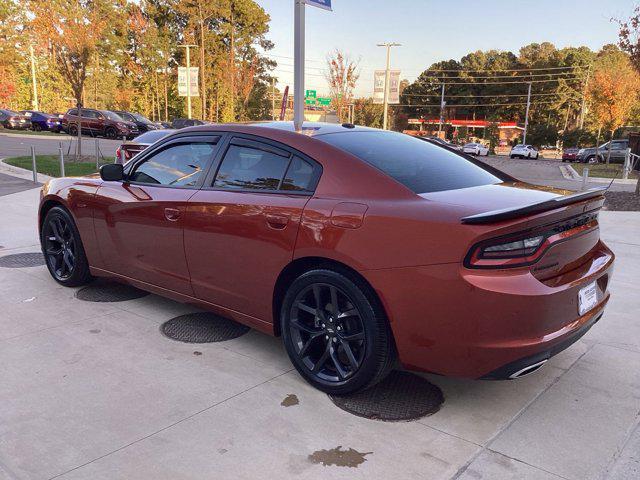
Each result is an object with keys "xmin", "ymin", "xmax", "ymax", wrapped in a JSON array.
[{"xmin": 578, "ymin": 281, "xmax": 598, "ymax": 315}]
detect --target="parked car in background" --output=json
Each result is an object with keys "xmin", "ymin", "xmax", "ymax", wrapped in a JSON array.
[
  {"xmin": 576, "ymin": 139, "xmax": 629, "ymax": 164},
  {"xmin": 114, "ymin": 129, "xmax": 175, "ymax": 163},
  {"xmin": 38, "ymin": 122, "xmax": 614, "ymax": 394},
  {"xmin": 562, "ymin": 147, "xmax": 580, "ymax": 163},
  {"xmin": 463, "ymin": 142, "xmax": 490, "ymax": 156},
  {"xmin": 171, "ymin": 118, "xmax": 209, "ymax": 129},
  {"xmin": 0, "ymin": 109, "xmax": 32, "ymax": 130},
  {"xmin": 20, "ymin": 111, "xmax": 63, "ymax": 132},
  {"xmin": 62, "ymin": 108, "xmax": 139, "ymax": 139},
  {"xmin": 419, "ymin": 136, "xmax": 463, "ymax": 151},
  {"xmin": 510, "ymin": 144, "xmax": 539, "ymax": 159},
  {"xmin": 112, "ymin": 111, "xmax": 162, "ymax": 133}
]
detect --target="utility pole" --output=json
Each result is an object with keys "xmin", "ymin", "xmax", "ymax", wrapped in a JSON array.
[
  {"xmin": 438, "ymin": 83, "xmax": 445, "ymax": 136},
  {"xmin": 579, "ymin": 65, "xmax": 591, "ymax": 130},
  {"xmin": 293, "ymin": 0, "xmax": 305, "ymax": 130},
  {"xmin": 29, "ymin": 45, "xmax": 39, "ymax": 111},
  {"xmin": 272, "ymin": 77, "xmax": 276, "ymax": 120},
  {"xmin": 522, "ymin": 82, "xmax": 532, "ymax": 144},
  {"xmin": 179, "ymin": 44, "xmax": 197, "ymax": 119},
  {"xmin": 377, "ymin": 42, "xmax": 401, "ymax": 130}
]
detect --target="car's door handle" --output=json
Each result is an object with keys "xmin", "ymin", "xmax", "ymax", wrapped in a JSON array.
[
  {"xmin": 266, "ymin": 213, "xmax": 289, "ymax": 229},
  {"xmin": 164, "ymin": 208, "xmax": 181, "ymax": 222}
]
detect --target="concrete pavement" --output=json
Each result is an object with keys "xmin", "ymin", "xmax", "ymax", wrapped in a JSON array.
[
  {"xmin": 0, "ymin": 179, "xmax": 638, "ymax": 479},
  {"xmin": 0, "ymin": 132, "xmax": 121, "ymax": 159}
]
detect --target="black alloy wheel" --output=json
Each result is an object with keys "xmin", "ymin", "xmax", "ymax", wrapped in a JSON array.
[
  {"xmin": 281, "ymin": 269, "xmax": 395, "ymax": 395},
  {"xmin": 69, "ymin": 125, "xmax": 78, "ymax": 136},
  {"xmin": 41, "ymin": 207, "xmax": 92, "ymax": 286},
  {"xmin": 105, "ymin": 127, "xmax": 117, "ymax": 139}
]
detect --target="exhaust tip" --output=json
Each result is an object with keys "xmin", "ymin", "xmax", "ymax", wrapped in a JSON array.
[{"xmin": 509, "ymin": 359, "xmax": 548, "ymax": 379}]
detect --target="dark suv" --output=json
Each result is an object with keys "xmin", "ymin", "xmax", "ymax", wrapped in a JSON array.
[
  {"xmin": 111, "ymin": 111, "xmax": 160, "ymax": 133},
  {"xmin": 62, "ymin": 108, "xmax": 138, "ymax": 139},
  {"xmin": 576, "ymin": 139, "xmax": 629, "ymax": 164}
]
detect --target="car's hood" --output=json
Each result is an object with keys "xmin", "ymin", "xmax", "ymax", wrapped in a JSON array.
[{"xmin": 418, "ymin": 181, "xmax": 572, "ymax": 217}]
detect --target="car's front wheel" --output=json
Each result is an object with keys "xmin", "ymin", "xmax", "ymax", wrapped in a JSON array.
[
  {"xmin": 41, "ymin": 206, "xmax": 92, "ymax": 287},
  {"xmin": 281, "ymin": 269, "xmax": 395, "ymax": 395}
]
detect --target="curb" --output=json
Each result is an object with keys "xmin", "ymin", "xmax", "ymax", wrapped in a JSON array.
[
  {"xmin": 0, "ymin": 132, "xmax": 71, "ymax": 142},
  {"xmin": 0, "ymin": 158, "xmax": 54, "ymax": 184},
  {"xmin": 559, "ymin": 164, "xmax": 638, "ymax": 185}
]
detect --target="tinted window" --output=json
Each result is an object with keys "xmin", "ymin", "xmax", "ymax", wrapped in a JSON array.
[
  {"xmin": 130, "ymin": 142, "xmax": 216, "ymax": 187},
  {"xmin": 67, "ymin": 109, "xmax": 78, "ymax": 116},
  {"xmin": 103, "ymin": 111, "xmax": 122, "ymax": 121},
  {"xmin": 214, "ymin": 144, "xmax": 289, "ymax": 191},
  {"xmin": 117, "ymin": 112, "xmax": 134, "ymax": 122},
  {"xmin": 317, "ymin": 131, "xmax": 503, "ymax": 194},
  {"xmin": 281, "ymin": 156, "xmax": 315, "ymax": 191}
]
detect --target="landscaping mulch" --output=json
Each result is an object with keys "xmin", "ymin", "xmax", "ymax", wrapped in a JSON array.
[{"xmin": 603, "ymin": 191, "xmax": 640, "ymax": 211}]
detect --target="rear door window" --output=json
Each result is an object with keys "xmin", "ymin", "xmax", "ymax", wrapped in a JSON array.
[
  {"xmin": 316, "ymin": 130, "xmax": 504, "ymax": 194},
  {"xmin": 213, "ymin": 142, "xmax": 290, "ymax": 191}
]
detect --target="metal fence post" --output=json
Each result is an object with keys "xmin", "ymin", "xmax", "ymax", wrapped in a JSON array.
[
  {"xmin": 623, "ymin": 148, "xmax": 631, "ymax": 180},
  {"xmin": 30, "ymin": 146, "xmax": 37, "ymax": 183},
  {"xmin": 581, "ymin": 167, "xmax": 589, "ymax": 191},
  {"xmin": 58, "ymin": 143, "xmax": 65, "ymax": 177},
  {"xmin": 95, "ymin": 138, "xmax": 100, "ymax": 170}
]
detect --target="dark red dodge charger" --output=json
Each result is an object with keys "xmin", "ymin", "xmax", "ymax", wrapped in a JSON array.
[{"xmin": 38, "ymin": 122, "xmax": 613, "ymax": 394}]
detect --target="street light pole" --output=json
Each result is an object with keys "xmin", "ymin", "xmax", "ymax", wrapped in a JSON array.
[
  {"xmin": 522, "ymin": 82, "xmax": 532, "ymax": 144},
  {"xmin": 579, "ymin": 65, "xmax": 591, "ymax": 130},
  {"xmin": 179, "ymin": 44, "xmax": 197, "ymax": 119},
  {"xmin": 438, "ymin": 83, "xmax": 445, "ymax": 136},
  {"xmin": 377, "ymin": 42, "xmax": 401, "ymax": 130},
  {"xmin": 29, "ymin": 45, "xmax": 39, "ymax": 111},
  {"xmin": 294, "ymin": 0, "xmax": 305, "ymax": 130}
]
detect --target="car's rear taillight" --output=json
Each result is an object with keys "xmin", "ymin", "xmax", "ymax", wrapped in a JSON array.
[{"xmin": 465, "ymin": 211, "xmax": 599, "ymax": 269}]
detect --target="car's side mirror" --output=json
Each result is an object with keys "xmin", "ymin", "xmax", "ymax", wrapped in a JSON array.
[{"xmin": 100, "ymin": 163, "xmax": 124, "ymax": 182}]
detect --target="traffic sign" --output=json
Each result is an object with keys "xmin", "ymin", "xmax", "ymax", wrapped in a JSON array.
[
  {"xmin": 305, "ymin": 89, "xmax": 317, "ymax": 99},
  {"xmin": 317, "ymin": 97, "xmax": 331, "ymax": 106},
  {"xmin": 305, "ymin": 98, "xmax": 317, "ymax": 105},
  {"xmin": 305, "ymin": 0, "xmax": 332, "ymax": 10}
]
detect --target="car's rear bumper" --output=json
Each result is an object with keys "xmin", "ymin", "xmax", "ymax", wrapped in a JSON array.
[{"xmin": 362, "ymin": 240, "xmax": 614, "ymax": 379}]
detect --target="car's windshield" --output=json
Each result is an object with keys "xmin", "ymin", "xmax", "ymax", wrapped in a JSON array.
[
  {"xmin": 132, "ymin": 113, "xmax": 152, "ymax": 123},
  {"xmin": 316, "ymin": 130, "xmax": 504, "ymax": 194},
  {"xmin": 103, "ymin": 111, "xmax": 124, "ymax": 121}
]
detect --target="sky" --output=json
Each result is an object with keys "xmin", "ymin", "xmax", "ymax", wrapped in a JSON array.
[{"xmin": 256, "ymin": 0, "xmax": 638, "ymax": 97}]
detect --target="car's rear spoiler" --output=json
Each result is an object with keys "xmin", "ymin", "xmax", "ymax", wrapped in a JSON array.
[{"xmin": 461, "ymin": 187, "xmax": 607, "ymax": 225}]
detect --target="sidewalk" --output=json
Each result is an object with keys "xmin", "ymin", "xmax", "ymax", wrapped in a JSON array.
[{"xmin": 0, "ymin": 172, "xmax": 638, "ymax": 480}]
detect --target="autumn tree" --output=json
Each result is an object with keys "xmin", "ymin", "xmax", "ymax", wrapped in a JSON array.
[
  {"xmin": 325, "ymin": 49, "xmax": 360, "ymax": 122},
  {"xmin": 587, "ymin": 47, "xmax": 640, "ymax": 163}
]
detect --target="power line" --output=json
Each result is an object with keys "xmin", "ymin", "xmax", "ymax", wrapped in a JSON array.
[{"xmin": 402, "ymin": 92, "xmax": 578, "ymax": 98}]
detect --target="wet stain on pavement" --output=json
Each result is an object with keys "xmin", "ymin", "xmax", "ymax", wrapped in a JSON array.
[
  {"xmin": 193, "ymin": 351, "xmax": 202, "ymax": 356},
  {"xmin": 89, "ymin": 329, "xmax": 101, "ymax": 334},
  {"xmin": 280, "ymin": 394, "xmax": 299, "ymax": 407},
  {"xmin": 308, "ymin": 446, "xmax": 372, "ymax": 468}
]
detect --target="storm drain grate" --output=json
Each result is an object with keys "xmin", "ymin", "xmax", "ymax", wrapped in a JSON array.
[
  {"xmin": 0, "ymin": 252, "xmax": 46, "ymax": 268},
  {"xmin": 76, "ymin": 280, "xmax": 150, "ymax": 302},
  {"xmin": 161, "ymin": 312, "xmax": 250, "ymax": 343},
  {"xmin": 329, "ymin": 370, "xmax": 444, "ymax": 422}
]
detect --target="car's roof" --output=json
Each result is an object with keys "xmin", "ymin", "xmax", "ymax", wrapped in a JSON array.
[{"xmin": 185, "ymin": 121, "xmax": 377, "ymax": 137}]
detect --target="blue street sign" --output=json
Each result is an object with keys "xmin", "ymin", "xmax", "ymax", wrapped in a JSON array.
[{"xmin": 305, "ymin": 0, "xmax": 332, "ymax": 11}]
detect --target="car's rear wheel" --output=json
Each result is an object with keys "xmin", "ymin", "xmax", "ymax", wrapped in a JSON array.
[
  {"xmin": 68, "ymin": 125, "xmax": 78, "ymax": 136},
  {"xmin": 281, "ymin": 269, "xmax": 395, "ymax": 395},
  {"xmin": 41, "ymin": 207, "xmax": 92, "ymax": 287}
]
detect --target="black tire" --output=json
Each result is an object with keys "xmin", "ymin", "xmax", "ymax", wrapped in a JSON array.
[
  {"xmin": 510, "ymin": 155, "xmax": 515, "ymax": 159},
  {"xmin": 68, "ymin": 125, "xmax": 78, "ymax": 136},
  {"xmin": 33, "ymin": 124, "xmax": 42, "ymax": 132},
  {"xmin": 281, "ymin": 268, "xmax": 395, "ymax": 395},
  {"xmin": 105, "ymin": 127, "xmax": 117, "ymax": 139},
  {"xmin": 40, "ymin": 206, "xmax": 92, "ymax": 287}
]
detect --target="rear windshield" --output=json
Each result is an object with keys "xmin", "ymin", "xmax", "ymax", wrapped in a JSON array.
[{"xmin": 316, "ymin": 131, "xmax": 503, "ymax": 194}]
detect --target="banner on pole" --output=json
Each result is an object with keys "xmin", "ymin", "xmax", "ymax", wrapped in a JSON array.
[
  {"xmin": 280, "ymin": 85, "xmax": 289, "ymax": 121},
  {"xmin": 178, "ymin": 67, "xmax": 199, "ymax": 97},
  {"xmin": 305, "ymin": 0, "xmax": 332, "ymax": 10},
  {"xmin": 373, "ymin": 70, "xmax": 401, "ymax": 105}
]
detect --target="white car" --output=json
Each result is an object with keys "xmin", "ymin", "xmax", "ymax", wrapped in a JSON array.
[
  {"xmin": 510, "ymin": 144, "xmax": 539, "ymax": 159},
  {"xmin": 462, "ymin": 142, "xmax": 490, "ymax": 156}
]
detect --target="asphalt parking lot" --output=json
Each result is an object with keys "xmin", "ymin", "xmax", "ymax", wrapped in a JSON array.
[{"xmin": 0, "ymin": 167, "xmax": 639, "ymax": 480}]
